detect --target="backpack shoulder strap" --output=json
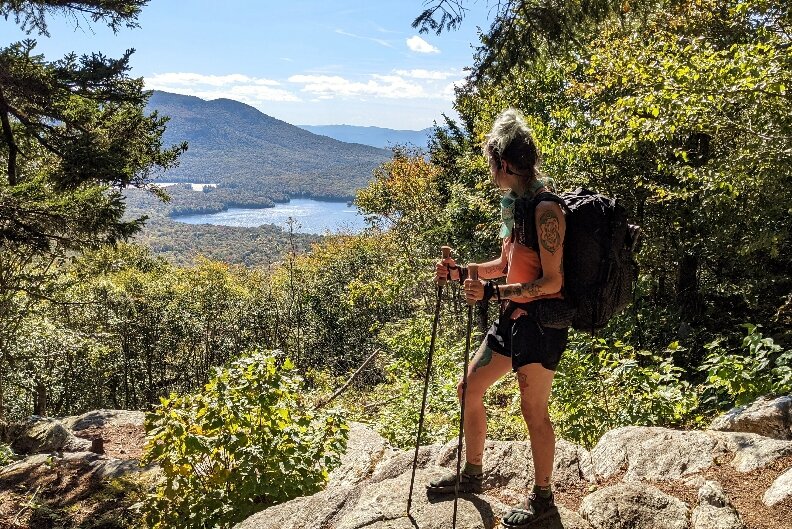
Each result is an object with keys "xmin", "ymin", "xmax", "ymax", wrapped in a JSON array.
[{"xmin": 532, "ymin": 191, "xmax": 570, "ymax": 214}]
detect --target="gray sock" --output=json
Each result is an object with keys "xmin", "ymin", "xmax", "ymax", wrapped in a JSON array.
[
  {"xmin": 463, "ymin": 462, "xmax": 483, "ymax": 476},
  {"xmin": 533, "ymin": 484, "xmax": 553, "ymax": 498}
]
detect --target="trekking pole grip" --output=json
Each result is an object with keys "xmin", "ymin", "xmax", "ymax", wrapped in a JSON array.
[
  {"xmin": 437, "ymin": 246, "xmax": 452, "ymax": 286},
  {"xmin": 467, "ymin": 264, "xmax": 479, "ymax": 306}
]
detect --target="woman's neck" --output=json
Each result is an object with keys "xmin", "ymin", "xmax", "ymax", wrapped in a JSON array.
[{"xmin": 512, "ymin": 177, "xmax": 543, "ymax": 198}]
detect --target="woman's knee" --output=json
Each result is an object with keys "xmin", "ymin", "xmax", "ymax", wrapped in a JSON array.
[
  {"xmin": 458, "ymin": 376, "xmax": 489, "ymax": 402},
  {"xmin": 520, "ymin": 399, "xmax": 551, "ymax": 430}
]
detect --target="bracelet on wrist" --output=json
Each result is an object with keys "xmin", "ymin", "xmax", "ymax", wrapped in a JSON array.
[{"xmin": 483, "ymin": 281, "xmax": 496, "ymax": 303}]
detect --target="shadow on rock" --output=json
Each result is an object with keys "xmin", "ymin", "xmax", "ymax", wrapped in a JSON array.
[{"xmin": 424, "ymin": 492, "xmax": 498, "ymax": 526}]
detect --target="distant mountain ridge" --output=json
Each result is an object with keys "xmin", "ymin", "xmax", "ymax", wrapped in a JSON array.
[
  {"xmin": 146, "ymin": 91, "xmax": 391, "ymax": 201},
  {"xmin": 298, "ymin": 124, "xmax": 433, "ymax": 149}
]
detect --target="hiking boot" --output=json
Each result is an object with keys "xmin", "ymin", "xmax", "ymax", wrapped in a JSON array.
[
  {"xmin": 501, "ymin": 492, "xmax": 558, "ymax": 528},
  {"xmin": 425, "ymin": 469, "xmax": 483, "ymax": 494}
]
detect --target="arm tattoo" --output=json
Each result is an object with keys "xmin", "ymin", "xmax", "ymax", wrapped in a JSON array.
[
  {"xmin": 481, "ymin": 263, "xmax": 507, "ymax": 276},
  {"xmin": 538, "ymin": 209, "xmax": 561, "ymax": 254},
  {"xmin": 501, "ymin": 282, "xmax": 544, "ymax": 299},
  {"xmin": 521, "ymin": 283, "xmax": 543, "ymax": 298}
]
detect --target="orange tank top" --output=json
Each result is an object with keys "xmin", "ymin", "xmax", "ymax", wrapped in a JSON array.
[{"xmin": 503, "ymin": 238, "xmax": 563, "ymax": 303}]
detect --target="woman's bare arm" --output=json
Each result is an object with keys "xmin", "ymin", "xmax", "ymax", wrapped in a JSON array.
[
  {"xmin": 497, "ymin": 201, "xmax": 565, "ymax": 299},
  {"xmin": 476, "ymin": 244, "xmax": 508, "ymax": 280}
]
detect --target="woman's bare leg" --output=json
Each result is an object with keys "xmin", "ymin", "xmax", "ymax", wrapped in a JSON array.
[
  {"xmin": 459, "ymin": 340, "xmax": 512, "ymax": 465},
  {"xmin": 515, "ymin": 363, "xmax": 556, "ymax": 486}
]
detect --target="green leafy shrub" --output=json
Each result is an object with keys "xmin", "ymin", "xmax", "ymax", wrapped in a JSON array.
[
  {"xmin": 0, "ymin": 443, "xmax": 14, "ymax": 466},
  {"xmin": 701, "ymin": 324, "xmax": 792, "ymax": 408},
  {"xmin": 371, "ymin": 312, "xmax": 529, "ymax": 448},
  {"xmin": 373, "ymin": 315, "xmax": 461, "ymax": 447},
  {"xmin": 551, "ymin": 335, "xmax": 699, "ymax": 448},
  {"xmin": 142, "ymin": 349, "xmax": 348, "ymax": 529}
]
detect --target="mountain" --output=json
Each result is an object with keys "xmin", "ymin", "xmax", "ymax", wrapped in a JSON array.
[
  {"xmin": 146, "ymin": 91, "xmax": 391, "ymax": 200},
  {"xmin": 298, "ymin": 124, "xmax": 433, "ymax": 149}
]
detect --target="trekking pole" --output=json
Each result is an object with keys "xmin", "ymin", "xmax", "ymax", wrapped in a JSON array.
[
  {"xmin": 407, "ymin": 245, "xmax": 452, "ymax": 517},
  {"xmin": 453, "ymin": 263, "xmax": 478, "ymax": 528}
]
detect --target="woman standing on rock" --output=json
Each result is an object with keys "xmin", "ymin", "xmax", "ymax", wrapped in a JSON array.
[{"xmin": 427, "ymin": 108, "xmax": 571, "ymax": 528}]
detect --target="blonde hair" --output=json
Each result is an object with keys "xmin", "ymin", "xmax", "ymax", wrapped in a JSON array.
[{"xmin": 483, "ymin": 108, "xmax": 541, "ymax": 181}]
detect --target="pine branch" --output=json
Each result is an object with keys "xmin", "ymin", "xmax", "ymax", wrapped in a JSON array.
[{"xmin": 0, "ymin": 0, "xmax": 148, "ymax": 36}]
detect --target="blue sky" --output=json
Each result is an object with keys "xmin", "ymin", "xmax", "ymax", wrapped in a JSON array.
[{"xmin": 6, "ymin": 1, "xmax": 494, "ymax": 129}]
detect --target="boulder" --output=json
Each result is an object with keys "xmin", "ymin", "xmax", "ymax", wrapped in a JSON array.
[
  {"xmin": 0, "ymin": 453, "xmax": 51, "ymax": 480},
  {"xmin": 591, "ymin": 425, "xmax": 792, "ymax": 480},
  {"xmin": 763, "ymin": 467, "xmax": 792, "ymax": 507},
  {"xmin": 329, "ymin": 422, "xmax": 397, "ymax": 488},
  {"xmin": 554, "ymin": 439, "xmax": 596, "ymax": 488},
  {"xmin": 591, "ymin": 426, "xmax": 725, "ymax": 481},
  {"xmin": 235, "ymin": 427, "xmax": 595, "ymax": 529},
  {"xmin": 9, "ymin": 417, "xmax": 92, "ymax": 455},
  {"xmin": 691, "ymin": 480, "xmax": 745, "ymax": 529},
  {"xmin": 60, "ymin": 409, "xmax": 145, "ymax": 431},
  {"xmin": 433, "ymin": 438, "xmax": 593, "ymax": 490},
  {"xmin": 369, "ymin": 444, "xmax": 442, "ymax": 485},
  {"xmin": 707, "ymin": 431, "xmax": 792, "ymax": 472},
  {"xmin": 233, "ymin": 482, "xmax": 357, "ymax": 529},
  {"xmin": 710, "ymin": 396, "xmax": 792, "ymax": 440},
  {"xmin": 434, "ymin": 439, "xmax": 536, "ymax": 491},
  {"xmin": 0, "ymin": 450, "xmax": 151, "ymax": 485},
  {"xmin": 579, "ymin": 482, "xmax": 688, "ymax": 529},
  {"xmin": 235, "ymin": 468, "xmax": 506, "ymax": 529},
  {"xmin": 236, "ymin": 466, "xmax": 593, "ymax": 529},
  {"xmin": 333, "ymin": 469, "xmax": 504, "ymax": 529}
]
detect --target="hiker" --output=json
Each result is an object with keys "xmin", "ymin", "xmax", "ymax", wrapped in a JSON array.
[{"xmin": 428, "ymin": 108, "xmax": 572, "ymax": 528}]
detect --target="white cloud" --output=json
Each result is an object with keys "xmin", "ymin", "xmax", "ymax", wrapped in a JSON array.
[
  {"xmin": 144, "ymin": 66, "xmax": 465, "ymax": 120},
  {"xmin": 406, "ymin": 35, "xmax": 440, "ymax": 54},
  {"xmin": 395, "ymin": 68, "xmax": 460, "ymax": 80},
  {"xmin": 146, "ymin": 72, "xmax": 280, "ymax": 87},
  {"xmin": 288, "ymin": 74, "xmax": 426, "ymax": 99},
  {"xmin": 145, "ymin": 72, "xmax": 299, "ymax": 103},
  {"xmin": 335, "ymin": 29, "xmax": 393, "ymax": 48},
  {"xmin": 286, "ymin": 70, "xmax": 468, "ymax": 103},
  {"xmin": 372, "ymin": 23, "xmax": 400, "ymax": 34}
]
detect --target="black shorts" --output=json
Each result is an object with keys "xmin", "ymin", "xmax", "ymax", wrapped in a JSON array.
[{"xmin": 485, "ymin": 302, "xmax": 569, "ymax": 371}]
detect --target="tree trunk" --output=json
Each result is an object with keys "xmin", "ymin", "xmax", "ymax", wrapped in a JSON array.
[
  {"xmin": 677, "ymin": 252, "xmax": 701, "ymax": 317},
  {"xmin": 33, "ymin": 380, "xmax": 47, "ymax": 416}
]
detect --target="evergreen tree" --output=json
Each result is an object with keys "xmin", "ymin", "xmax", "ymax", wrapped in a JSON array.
[{"xmin": 0, "ymin": 0, "xmax": 185, "ymax": 418}]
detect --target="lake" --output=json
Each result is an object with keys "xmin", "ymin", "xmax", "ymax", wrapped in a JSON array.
[{"xmin": 173, "ymin": 198, "xmax": 369, "ymax": 234}]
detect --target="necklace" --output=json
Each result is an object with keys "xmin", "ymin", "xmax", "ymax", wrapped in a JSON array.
[{"xmin": 500, "ymin": 178, "xmax": 546, "ymax": 238}]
